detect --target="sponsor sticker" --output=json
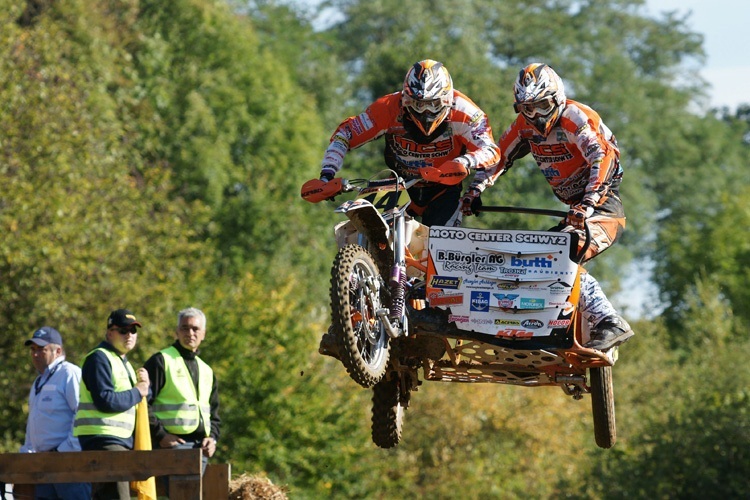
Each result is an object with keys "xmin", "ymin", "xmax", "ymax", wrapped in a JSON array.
[
  {"xmin": 470, "ymin": 291, "xmax": 490, "ymax": 312},
  {"xmin": 448, "ymin": 314, "xmax": 470, "ymax": 323},
  {"xmin": 494, "ymin": 319, "xmax": 521, "ymax": 326},
  {"xmin": 492, "ymin": 293, "xmax": 518, "ymax": 308},
  {"xmin": 521, "ymin": 319, "xmax": 544, "ymax": 329},
  {"xmin": 429, "ymin": 275, "xmax": 462, "ymax": 289},
  {"xmin": 520, "ymin": 298, "xmax": 545, "ymax": 310},
  {"xmin": 496, "ymin": 328, "xmax": 534, "ymax": 338},
  {"xmin": 548, "ymin": 319, "xmax": 572, "ymax": 328},
  {"xmin": 429, "ymin": 293, "xmax": 464, "ymax": 306}
]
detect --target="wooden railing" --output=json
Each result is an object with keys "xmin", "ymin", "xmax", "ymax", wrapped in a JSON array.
[{"xmin": 0, "ymin": 448, "xmax": 230, "ymax": 499}]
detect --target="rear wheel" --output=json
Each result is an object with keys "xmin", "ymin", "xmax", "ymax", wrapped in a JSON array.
[
  {"xmin": 590, "ymin": 366, "xmax": 616, "ymax": 448},
  {"xmin": 371, "ymin": 373, "xmax": 409, "ymax": 449},
  {"xmin": 330, "ymin": 244, "xmax": 390, "ymax": 388}
]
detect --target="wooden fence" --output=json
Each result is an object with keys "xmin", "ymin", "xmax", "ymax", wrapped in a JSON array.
[{"xmin": 0, "ymin": 448, "xmax": 230, "ymax": 499}]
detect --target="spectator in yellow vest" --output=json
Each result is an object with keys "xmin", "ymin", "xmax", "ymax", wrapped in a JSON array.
[
  {"xmin": 144, "ymin": 307, "xmax": 220, "ymax": 476},
  {"xmin": 74, "ymin": 308, "xmax": 150, "ymax": 500}
]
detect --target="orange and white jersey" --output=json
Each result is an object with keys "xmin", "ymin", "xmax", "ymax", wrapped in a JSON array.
[
  {"xmin": 477, "ymin": 99, "xmax": 622, "ymax": 207},
  {"xmin": 321, "ymin": 90, "xmax": 500, "ymax": 181}
]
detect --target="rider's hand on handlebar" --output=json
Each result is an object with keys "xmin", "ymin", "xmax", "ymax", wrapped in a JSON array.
[
  {"xmin": 460, "ymin": 188, "xmax": 482, "ymax": 216},
  {"xmin": 319, "ymin": 168, "xmax": 335, "ymax": 183},
  {"xmin": 566, "ymin": 203, "xmax": 594, "ymax": 229}
]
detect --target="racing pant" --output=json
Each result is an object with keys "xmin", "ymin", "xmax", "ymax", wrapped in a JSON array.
[
  {"xmin": 551, "ymin": 193, "xmax": 627, "ymax": 326},
  {"xmin": 407, "ymin": 183, "xmax": 462, "ymax": 227}
]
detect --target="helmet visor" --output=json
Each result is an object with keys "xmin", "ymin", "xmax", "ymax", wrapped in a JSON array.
[
  {"xmin": 403, "ymin": 94, "xmax": 450, "ymax": 114},
  {"xmin": 514, "ymin": 96, "xmax": 556, "ymax": 119}
]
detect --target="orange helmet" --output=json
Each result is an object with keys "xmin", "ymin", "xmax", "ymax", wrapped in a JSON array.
[
  {"xmin": 513, "ymin": 63, "xmax": 566, "ymax": 137},
  {"xmin": 402, "ymin": 60, "xmax": 454, "ymax": 136}
]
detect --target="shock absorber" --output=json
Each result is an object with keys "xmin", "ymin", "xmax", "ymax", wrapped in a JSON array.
[
  {"xmin": 390, "ymin": 211, "xmax": 407, "ymax": 321},
  {"xmin": 390, "ymin": 263, "xmax": 406, "ymax": 320}
]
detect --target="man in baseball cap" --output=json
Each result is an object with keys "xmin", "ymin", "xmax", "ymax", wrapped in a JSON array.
[
  {"xmin": 75, "ymin": 309, "xmax": 149, "ymax": 499},
  {"xmin": 20, "ymin": 326, "xmax": 91, "ymax": 498}
]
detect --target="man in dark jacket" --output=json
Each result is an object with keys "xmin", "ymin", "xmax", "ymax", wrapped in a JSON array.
[{"xmin": 144, "ymin": 307, "xmax": 220, "ymax": 476}]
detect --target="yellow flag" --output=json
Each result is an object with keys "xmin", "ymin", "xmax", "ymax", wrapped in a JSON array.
[{"xmin": 130, "ymin": 397, "xmax": 158, "ymax": 500}]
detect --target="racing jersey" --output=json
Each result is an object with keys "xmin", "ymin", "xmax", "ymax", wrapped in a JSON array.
[
  {"xmin": 320, "ymin": 90, "xmax": 501, "ymax": 182},
  {"xmin": 475, "ymin": 99, "xmax": 622, "ymax": 208}
]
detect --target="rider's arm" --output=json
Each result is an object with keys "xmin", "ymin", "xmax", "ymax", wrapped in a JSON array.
[
  {"xmin": 449, "ymin": 91, "xmax": 501, "ymax": 172},
  {"xmin": 320, "ymin": 93, "xmax": 399, "ymax": 179},
  {"xmin": 559, "ymin": 102, "xmax": 621, "ymax": 208},
  {"xmin": 468, "ymin": 116, "xmax": 530, "ymax": 193}
]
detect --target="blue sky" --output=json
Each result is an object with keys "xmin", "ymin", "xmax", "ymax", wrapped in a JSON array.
[{"xmin": 645, "ymin": 0, "xmax": 750, "ymax": 110}]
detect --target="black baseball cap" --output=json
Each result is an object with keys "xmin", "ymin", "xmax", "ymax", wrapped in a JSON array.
[{"xmin": 107, "ymin": 309, "xmax": 143, "ymax": 329}]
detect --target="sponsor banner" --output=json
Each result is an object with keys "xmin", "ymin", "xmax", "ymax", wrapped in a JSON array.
[{"xmin": 426, "ymin": 226, "xmax": 579, "ymax": 337}]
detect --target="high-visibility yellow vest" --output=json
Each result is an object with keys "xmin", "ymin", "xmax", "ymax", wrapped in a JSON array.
[
  {"xmin": 151, "ymin": 346, "xmax": 212, "ymax": 436},
  {"xmin": 74, "ymin": 347, "xmax": 137, "ymax": 438}
]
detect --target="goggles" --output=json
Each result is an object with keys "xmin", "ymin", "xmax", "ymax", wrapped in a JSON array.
[
  {"xmin": 513, "ymin": 96, "xmax": 556, "ymax": 118},
  {"xmin": 403, "ymin": 94, "xmax": 450, "ymax": 114}
]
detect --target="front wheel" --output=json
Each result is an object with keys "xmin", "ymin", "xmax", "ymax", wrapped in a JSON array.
[
  {"xmin": 330, "ymin": 244, "xmax": 390, "ymax": 388},
  {"xmin": 371, "ymin": 373, "xmax": 409, "ymax": 449},
  {"xmin": 590, "ymin": 366, "xmax": 616, "ymax": 448}
]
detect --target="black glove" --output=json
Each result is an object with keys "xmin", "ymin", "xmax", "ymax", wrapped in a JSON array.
[{"xmin": 320, "ymin": 166, "xmax": 336, "ymax": 182}]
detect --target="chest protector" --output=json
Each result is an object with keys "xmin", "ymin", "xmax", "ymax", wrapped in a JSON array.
[
  {"xmin": 152, "ymin": 346, "xmax": 212, "ymax": 436},
  {"xmin": 74, "ymin": 348, "xmax": 137, "ymax": 438}
]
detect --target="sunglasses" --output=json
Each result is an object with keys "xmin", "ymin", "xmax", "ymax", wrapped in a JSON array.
[{"xmin": 111, "ymin": 327, "xmax": 138, "ymax": 335}]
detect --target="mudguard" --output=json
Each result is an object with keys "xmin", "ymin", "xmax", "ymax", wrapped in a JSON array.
[{"xmin": 335, "ymin": 199, "xmax": 390, "ymax": 250}]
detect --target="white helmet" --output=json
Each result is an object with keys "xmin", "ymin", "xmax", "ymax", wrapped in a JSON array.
[
  {"xmin": 402, "ymin": 60, "xmax": 454, "ymax": 136},
  {"xmin": 513, "ymin": 63, "xmax": 566, "ymax": 137}
]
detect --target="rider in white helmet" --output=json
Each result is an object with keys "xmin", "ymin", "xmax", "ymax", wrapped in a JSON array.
[
  {"xmin": 315, "ymin": 60, "xmax": 501, "ymax": 358},
  {"xmin": 461, "ymin": 63, "xmax": 633, "ymax": 351},
  {"xmin": 318, "ymin": 59, "xmax": 501, "ymax": 227}
]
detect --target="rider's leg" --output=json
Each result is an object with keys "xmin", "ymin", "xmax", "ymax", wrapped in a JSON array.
[{"xmin": 579, "ymin": 272, "xmax": 634, "ymax": 350}]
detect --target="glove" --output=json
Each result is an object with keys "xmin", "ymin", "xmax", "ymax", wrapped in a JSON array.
[
  {"xmin": 319, "ymin": 167, "xmax": 335, "ymax": 183},
  {"xmin": 460, "ymin": 188, "xmax": 482, "ymax": 216},
  {"xmin": 566, "ymin": 203, "xmax": 594, "ymax": 230}
]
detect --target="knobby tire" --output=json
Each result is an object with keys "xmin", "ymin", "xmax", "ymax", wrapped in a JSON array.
[
  {"xmin": 330, "ymin": 244, "xmax": 390, "ymax": 388},
  {"xmin": 590, "ymin": 366, "xmax": 617, "ymax": 449},
  {"xmin": 371, "ymin": 374, "xmax": 408, "ymax": 448}
]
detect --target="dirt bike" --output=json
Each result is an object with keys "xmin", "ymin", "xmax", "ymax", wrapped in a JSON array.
[{"xmin": 301, "ymin": 164, "xmax": 620, "ymax": 450}]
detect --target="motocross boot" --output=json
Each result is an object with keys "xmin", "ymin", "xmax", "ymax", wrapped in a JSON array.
[
  {"xmin": 584, "ymin": 315, "xmax": 634, "ymax": 351},
  {"xmin": 318, "ymin": 326, "xmax": 341, "ymax": 360}
]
